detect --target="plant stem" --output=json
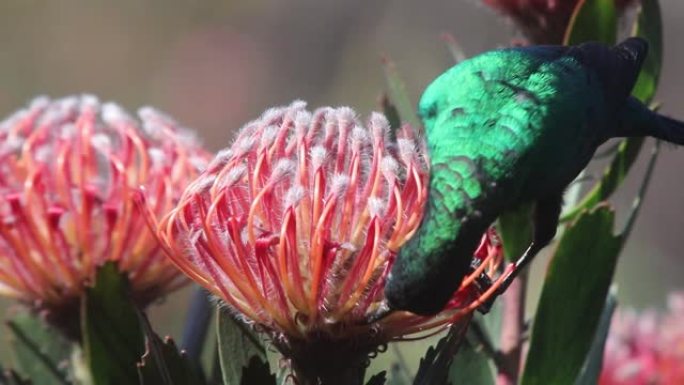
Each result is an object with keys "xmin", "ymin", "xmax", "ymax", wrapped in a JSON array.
[{"xmin": 496, "ymin": 271, "xmax": 527, "ymax": 385}]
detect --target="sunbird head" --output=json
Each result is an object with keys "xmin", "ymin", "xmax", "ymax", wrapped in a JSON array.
[
  {"xmin": 385, "ymin": 176, "xmax": 496, "ymax": 314},
  {"xmin": 417, "ymin": 69, "xmax": 453, "ymax": 134},
  {"xmin": 385, "ymin": 216, "xmax": 498, "ymax": 315}
]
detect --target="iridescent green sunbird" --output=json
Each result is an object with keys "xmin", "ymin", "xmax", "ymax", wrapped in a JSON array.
[{"xmin": 385, "ymin": 38, "xmax": 684, "ymax": 315}]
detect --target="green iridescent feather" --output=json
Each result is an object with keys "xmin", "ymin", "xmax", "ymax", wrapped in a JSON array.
[{"xmin": 385, "ymin": 38, "xmax": 684, "ymax": 315}]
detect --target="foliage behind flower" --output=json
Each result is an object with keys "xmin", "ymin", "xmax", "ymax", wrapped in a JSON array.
[
  {"xmin": 482, "ymin": 0, "xmax": 638, "ymax": 44},
  {"xmin": 148, "ymin": 101, "xmax": 504, "ymax": 347},
  {"xmin": 0, "ymin": 95, "xmax": 209, "ymax": 311},
  {"xmin": 600, "ymin": 293, "xmax": 684, "ymax": 385}
]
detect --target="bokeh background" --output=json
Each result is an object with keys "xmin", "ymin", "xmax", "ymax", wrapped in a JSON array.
[{"xmin": 0, "ymin": 0, "xmax": 682, "ymax": 369}]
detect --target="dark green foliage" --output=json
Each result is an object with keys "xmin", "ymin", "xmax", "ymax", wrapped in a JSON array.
[
  {"xmin": 365, "ymin": 371, "xmax": 387, "ymax": 385},
  {"xmin": 574, "ymin": 291, "xmax": 617, "ymax": 385},
  {"xmin": 217, "ymin": 309, "xmax": 271, "ymax": 385},
  {"xmin": 632, "ymin": 0, "xmax": 663, "ymax": 103},
  {"xmin": 564, "ymin": 0, "xmax": 617, "ymax": 45},
  {"xmin": 497, "ymin": 203, "xmax": 533, "ymax": 262},
  {"xmin": 6, "ymin": 312, "xmax": 72, "ymax": 385},
  {"xmin": 380, "ymin": 93, "xmax": 402, "ymax": 133},
  {"xmin": 137, "ymin": 312, "xmax": 206, "ymax": 385},
  {"xmin": 412, "ymin": 322, "xmax": 468, "ymax": 385},
  {"xmin": 521, "ymin": 206, "xmax": 621, "ymax": 385},
  {"xmin": 81, "ymin": 262, "xmax": 145, "ymax": 385}
]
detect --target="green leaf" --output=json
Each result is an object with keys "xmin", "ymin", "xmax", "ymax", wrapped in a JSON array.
[
  {"xmin": 365, "ymin": 371, "xmax": 387, "ymax": 385},
  {"xmin": 382, "ymin": 56, "xmax": 421, "ymax": 135},
  {"xmin": 448, "ymin": 337, "xmax": 495, "ymax": 385},
  {"xmin": 217, "ymin": 308, "xmax": 270, "ymax": 385},
  {"xmin": 81, "ymin": 262, "xmax": 145, "ymax": 385},
  {"xmin": 380, "ymin": 93, "xmax": 402, "ymax": 132},
  {"xmin": 631, "ymin": 0, "xmax": 663, "ymax": 104},
  {"xmin": 619, "ymin": 140, "xmax": 660, "ymax": 243},
  {"xmin": 412, "ymin": 321, "xmax": 468, "ymax": 385},
  {"xmin": 6, "ymin": 311, "xmax": 72, "ymax": 385},
  {"xmin": 521, "ymin": 205, "xmax": 621, "ymax": 385},
  {"xmin": 560, "ymin": 137, "xmax": 644, "ymax": 223},
  {"xmin": 136, "ymin": 311, "xmax": 206, "ymax": 385},
  {"xmin": 561, "ymin": 0, "xmax": 662, "ymax": 224},
  {"xmin": 574, "ymin": 288, "xmax": 617, "ymax": 385},
  {"xmin": 265, "ymin": 349, "xmax": 289, "ymax": 385},
  {"xmin": 498, "ymin": 204, "xmax": 533, "ymax": 262},
  {"xmin": 564, "ymin": 0, "xmax": 617, "ymax": 45}
]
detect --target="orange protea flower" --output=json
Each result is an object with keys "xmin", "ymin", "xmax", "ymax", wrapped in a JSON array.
[
  {"xmin": 0, "ymin": 95, "xmax": 209, "ymax": 319},
  {"xmin": 482, "ymin": 0, "xmax": 639, "ymax": 44},
  {"xmin": 600, "ymin": 293, "xmax": 684, "ymax": 385},
  {"xmin": 145, "ymin": 101, "xmax": 504, "ymax": 382}
]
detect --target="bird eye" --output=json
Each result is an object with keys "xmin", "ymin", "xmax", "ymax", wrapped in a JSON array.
[{"xmin": 421, "ymin": 103, "xmax": 438, "ymax": 120}]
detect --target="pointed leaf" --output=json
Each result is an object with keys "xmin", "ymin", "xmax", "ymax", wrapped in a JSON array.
[
  {"xmin": 574, "ymin": 288, "xmax": 617, "ymax": 385},
  {"xmin": 382, "ymin": 56, "xmax": 421, "ymax": 135},
  {"xmin": 217, "ymin": 308, "xmax": 270, "ymax": 385},
  {"xmin": 137, "ymin": 311, "xmax": 206, "ymax": 385},
  {"xmin": 498, "ymin": 204, "xmax": 533, "ymax": 262},
  {"xmin": 365, "ymin": 371, "xmax": 387, "ymax": 385},
  {"xmin": 620, "ymin": 140, "xmax": 660, "ymax": 243},
  {"xmin": 380, "ymin": 93, "xmax": 402, "ymax": 133},
  {"xmin": 82, "ymin": 262, "xmax": 145, "ymax": 385},
  {"xmin": 448, "ymin": 338, "xmax": 495, "ymax": 385},
  {"xmin": 6, "ymin": 311, "xmax": 72, "ymax": 385},
  {"xmin": 560, "ymin": 137, "xmax": 644, "ymax": 223},
  {"xmin": 631, "ymin": 0, "xmax": 663, "ymax": 103},
  {"xmin": 521, "ymin": 205, "xmax": 621, "ymax": 385},
  {"xmin": 265, "ymin": 349, "xmax": 290, "ymax": 385},
  {"xmin": 564, "ymin": 0, "xmax": 617, "ymax": 45},
  {"xmin": 413, "ymin": 320, "xmax": 469, "ymax": 385}
]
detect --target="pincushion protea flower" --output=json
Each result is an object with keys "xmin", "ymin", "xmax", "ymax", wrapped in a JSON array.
[
  {"xmin": 0, "ymin": 95, "xmax": 208, "ymax": 322},
  {"xmin": 600, "ymin": 293, "xmax": 684, "ymax": 385},
  {"xmin": 482, "ymin": 0, "xmax": 638, "ymax": 44},
  {"xmin": 143, "ymin": 101, "xmax": 505, "ymax": 383}
]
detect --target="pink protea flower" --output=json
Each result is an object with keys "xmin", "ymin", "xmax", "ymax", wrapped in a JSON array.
[
  {"xmin": 144, "ymin": 101, "xmax": 505, "ymax": 382},
  {"xmin": 482, "ymin": 0, "xmax": 639, "ymax": 44},
  {"xmin": 600, "ymin": 292, "xmax": 684, "ymax": 385},
  {"xmin": 0, "ymin": 95, "xmax": 209, "ymax": 322}
]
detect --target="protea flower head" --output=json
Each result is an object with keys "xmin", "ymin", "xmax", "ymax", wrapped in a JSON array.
[
  {"xmin": 0, "ymin": 95, "xmax": 208, "ymax": 330},
  {"xmin": 482, "ymin": 0, "xmax": 639, "ymax": 44},
  {"xmin": 146, "ymin": 101, "xmax": 505, "ymax": 382},
  {"xmin": 600, "ymin": 293, "xmax": 684, "ymax": 385}
]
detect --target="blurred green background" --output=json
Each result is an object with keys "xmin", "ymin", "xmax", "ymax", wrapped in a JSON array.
[{"xmin": 0, "ymin": 0, "xmax": 682, "ymax": 367}]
